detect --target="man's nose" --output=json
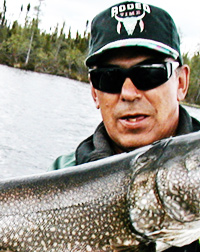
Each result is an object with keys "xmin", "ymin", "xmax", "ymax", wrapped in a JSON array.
[{"xmin": 120, "ymin": 77, "xmax": 142, "ymax": 101}]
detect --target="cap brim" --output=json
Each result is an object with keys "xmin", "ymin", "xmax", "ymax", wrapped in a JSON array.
[{"xmin": 85, "ymin": 38, "xmax": 180, "ymax": 66}]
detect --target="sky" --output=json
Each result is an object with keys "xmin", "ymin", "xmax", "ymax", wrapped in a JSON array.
[{"xmin": 4, "ymin": 0, "xmax": 200, "ymax": 56}]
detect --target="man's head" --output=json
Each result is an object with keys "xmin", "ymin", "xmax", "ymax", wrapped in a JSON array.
[{"xmin": 86, "ymin": 1, "xmax": 190, "ymax": 153}]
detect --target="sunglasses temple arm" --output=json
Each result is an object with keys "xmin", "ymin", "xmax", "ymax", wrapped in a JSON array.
[{"xmin": 167, "ymin": 62, "xmax": 179, "ymax": 78}]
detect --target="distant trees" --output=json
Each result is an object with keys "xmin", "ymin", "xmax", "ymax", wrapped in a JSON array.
[
  {"xmin": 0, "ymin": 0, "xmax": 7, "ymax": 26},
  {"xmin": 0, "ymin": 0, "xmax": 199, "ymax": 104},
  {"xmin": 183, "ymin": 52, "xmax": 200, "ymax": 105},
  {"xmin": 0, "ymin": 0, "xmax": 89, "ymax": 82}
]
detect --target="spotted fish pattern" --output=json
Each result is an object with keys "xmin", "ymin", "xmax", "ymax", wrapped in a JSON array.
[{"xmin": 0, "ymin": 132, "xmax": 199, "ymax": 251}]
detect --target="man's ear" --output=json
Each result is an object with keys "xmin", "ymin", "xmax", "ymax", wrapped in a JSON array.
[
  {"xmin": 90, "ymin": 83, "xmax": 100, "ymax": 109},
  {"xmin": 177, "ymin": 64, "xmax": 190, "ymax": 101}
]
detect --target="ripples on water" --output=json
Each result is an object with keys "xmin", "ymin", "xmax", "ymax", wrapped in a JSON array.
[
  {"xmin": 0, "ymin": 65, "xmax": 200, "ymax": 178},
  {"xmin": 0, "ymin": 65, "xmax": 101, "ymax": 178}
]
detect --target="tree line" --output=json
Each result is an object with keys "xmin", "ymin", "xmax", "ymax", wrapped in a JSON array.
[
  {"xmin": 0, "ymin": 0, "xmax": 89, "ymax": 82},
  {"xmin": 0, "ymin": 0, "xmax": 199, "ymax": 104},
  {"xmin": 183, "ymin": 53, "xmax": 200, "ymax": 105}
]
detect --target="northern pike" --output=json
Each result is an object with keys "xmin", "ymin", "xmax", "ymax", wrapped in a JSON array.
[{"xmin": 0, "ymin": 131, "xmax": 200, "ymax": 252}]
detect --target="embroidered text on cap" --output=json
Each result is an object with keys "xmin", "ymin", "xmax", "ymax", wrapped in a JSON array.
[{"xmin": 111, "ymin": 2, "xmax": 151, "ymax": 35}]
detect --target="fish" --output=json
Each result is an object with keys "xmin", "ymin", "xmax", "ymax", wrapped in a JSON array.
[{"xmin": 0, "ymin": 131, "xmax": 200, "ymax": 252}]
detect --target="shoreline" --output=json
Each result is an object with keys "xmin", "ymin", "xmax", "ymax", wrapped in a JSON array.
[{"xmin": 181, "ymin": 102, "xmax": 200, "ymax": 109}]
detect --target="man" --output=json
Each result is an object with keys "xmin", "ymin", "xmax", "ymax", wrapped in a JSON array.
[{"xmin": 51, "ymin": 1, "xmax": 200, "ymax": 251}]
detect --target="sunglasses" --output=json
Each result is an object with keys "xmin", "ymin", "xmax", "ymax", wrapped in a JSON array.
[{"xmin": 89, "ymin": 62, "xmax": 179, "ymax": 93}]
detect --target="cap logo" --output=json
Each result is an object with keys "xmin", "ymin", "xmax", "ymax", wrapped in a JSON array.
[{"xmin": 111, "ymin": 2, "xmax": 151, "ymax": 35}]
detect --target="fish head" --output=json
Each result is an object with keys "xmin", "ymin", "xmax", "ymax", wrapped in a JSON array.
[{"xmin": 127, "ymin": 132, "xmax": 200, "ymax": 248}]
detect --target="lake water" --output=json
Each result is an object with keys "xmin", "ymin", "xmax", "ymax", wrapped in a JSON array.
[
  {"xmin": 0, "ymin": 64, "xmax": 200, "ymax": 178},
  {"xmin": 0, "ymin": 65, "xmax": 101, "ymax": 178}
]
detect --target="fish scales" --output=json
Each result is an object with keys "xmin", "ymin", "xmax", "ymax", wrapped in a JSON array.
[
  {"xmin": 0, "ymin": 146, "xmax": 150, "ymax": 252},
  {"xmin": 0, "ymin": 132, "xmax": 199, "ymax": 251}
]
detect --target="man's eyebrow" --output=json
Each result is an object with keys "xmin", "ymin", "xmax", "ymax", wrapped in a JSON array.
[
  {"xmin": 96, "ymin": 59, "xmax": 166, "ymax": 68},
  {"xmin": 138, "ymin": 58, "xmax": 166, "ymax": 65},
  {"xmin": 96, "ymin": 63, "xmax": 120, "ymax": 68}
]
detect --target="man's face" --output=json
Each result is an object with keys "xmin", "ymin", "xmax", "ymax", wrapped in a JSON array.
[{"xmin": 90, "ymin": 50, "xmax": 189, "ymax": 153}]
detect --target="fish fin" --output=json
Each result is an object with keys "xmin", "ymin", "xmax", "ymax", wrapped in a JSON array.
[{"xmin": 110, "ymin": 241, "xmax": 156, "ymax": 252}]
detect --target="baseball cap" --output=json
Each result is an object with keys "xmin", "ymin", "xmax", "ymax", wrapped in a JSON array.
[{"xmin": 85, "ymin": 1, "xmax": 182, "ymax": 66}]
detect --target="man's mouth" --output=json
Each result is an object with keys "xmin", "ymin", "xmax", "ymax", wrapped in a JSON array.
[{"xmin": 122, "ymin": 115, "xmax": 147, "ymax": 122}]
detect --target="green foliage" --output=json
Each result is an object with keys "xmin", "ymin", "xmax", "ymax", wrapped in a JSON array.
[
  {"xmin": 0, "ymin": 0, "xmax": 89, "ymax": 82},
  {"xmin": 185, "ymin": 51, "xmax": 200, "ymax": 105},
  {"xmin": 0, "ymin": 19, "xmax": 89, "ymax": 81}
]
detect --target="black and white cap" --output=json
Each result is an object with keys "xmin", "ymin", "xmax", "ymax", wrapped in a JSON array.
[{"xmin": 85, "ymin": 1, "xmax": 182, "ymax": 66}]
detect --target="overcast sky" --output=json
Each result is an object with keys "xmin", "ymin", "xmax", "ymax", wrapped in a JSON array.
[{"xmin": 5, "ymin": 0, "xmax": 200, "ymax": 55}]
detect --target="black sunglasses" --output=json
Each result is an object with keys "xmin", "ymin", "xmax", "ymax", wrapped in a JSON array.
[{"xmin": 89, "ymin": 62, "xmax": 179, "ymax": 93}]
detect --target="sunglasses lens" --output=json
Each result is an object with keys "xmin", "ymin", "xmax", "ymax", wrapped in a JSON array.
[
  {"xmin": 90, "ymin": 68, "xmax": 125, "ymax": 93},
  {"xmin": 90, "ymin": 63, "xmax": 177, "ymax": 93},
  {"xmin": 130, "ymin": 65, "xmax": 167, "ymax": 91}
]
